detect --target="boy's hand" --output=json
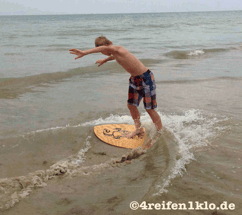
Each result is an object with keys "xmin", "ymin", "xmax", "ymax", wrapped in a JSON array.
[
  {"xmin": 95, "ymin": 59, "xmax": 107, "ymax": 67},
  {"xmin": 69, "ymin": 49, "xmax": 85, "ymax": 60}
]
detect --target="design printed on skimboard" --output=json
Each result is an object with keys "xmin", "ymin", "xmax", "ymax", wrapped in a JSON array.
[
  {"xmin": 103, "ymin": 128, "xmax": 129, "ymax": 139},
  {"xmin": 103, "ymin": 127, "xmax": 146, "ymax": 140}
]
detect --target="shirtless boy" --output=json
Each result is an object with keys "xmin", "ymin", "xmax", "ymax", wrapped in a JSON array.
[{"xmin": 69, "ymin": 36, "xmax": 162, "ymax": 140}]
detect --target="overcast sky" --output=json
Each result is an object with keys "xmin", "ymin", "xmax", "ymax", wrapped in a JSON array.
[{"xmin": 0, "ymin": 0, "xmax": 241, "ymax": 15}]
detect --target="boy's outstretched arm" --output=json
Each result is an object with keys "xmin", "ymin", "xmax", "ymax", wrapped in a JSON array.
[
  {"xmin": 96, "ymin": 55, "xmax": 115, "ymax": 67},
  {"xmin": 69, "ymin": 46, "xmax": 112, "ymax": 60},
  {"xmin": 69, "ymin": 49, "xmax": 85, "ymax": 60}
]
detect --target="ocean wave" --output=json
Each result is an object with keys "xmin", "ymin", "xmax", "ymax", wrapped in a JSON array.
[
  {"xmin": 165, "ymin": 47, "xmax": 230, "ymax": 59},
  {"xmin": 25, "ymin": 45, "xmax": 36, "ymax": 48},
  {"xmin": 133, "ymin": 24, "xmax": 173, "ymax": 29},
  {"xmin": 165, "ymin": 50, "xmax": 205, "ymax": 59},
  {"xmin": 5, "ymin": 35, "xmax": 18, "ymax": 39},
  {"xmin": 0, "ymin": 58, "xmax": 162, "ymax": 99},
  {"xmin": 187, "ymin": 50, "xmax": 205, "ymax": 56},
  {"xmin": 155, "ymin": 76, "xmax": 242, "ymax": 85},
  {"xmin": 4, "ymin": 53, "xmax": 23, "ymax": 56},
  {"xmin": 2, "ymin": 44, "xmax": 21, "ymax": 47},
  {"xmin": 203, "ymin": 48, "xmax": 227, "ymax": 53}
]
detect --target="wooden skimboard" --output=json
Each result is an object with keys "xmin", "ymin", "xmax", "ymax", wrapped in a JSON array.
[{"xmin": 94, "ymin": 124, "xmax": 147, "ymax": 149}]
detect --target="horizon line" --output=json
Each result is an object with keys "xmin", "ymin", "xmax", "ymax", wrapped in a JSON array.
[{"xmin": 0, "ymin": 9, "xmax": 242, "ymax": 16}]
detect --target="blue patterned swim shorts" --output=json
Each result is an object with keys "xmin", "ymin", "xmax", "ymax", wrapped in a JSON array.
[{"xmin": 128, "ymin": 69, "xmax": 157, "ymax": 110}]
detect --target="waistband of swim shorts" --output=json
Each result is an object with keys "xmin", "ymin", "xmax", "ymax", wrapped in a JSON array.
[{"xmin": 131, "ymin": 69, "xmax": 151, "ymax": 79}]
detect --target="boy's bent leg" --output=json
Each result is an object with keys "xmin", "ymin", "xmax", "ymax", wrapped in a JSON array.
[
  {"xmin": 126, "ymin": 104, "xmax": 145, "ymax": 138},
  {"xmin": 142, "ymin": 108, "xmax": 162, "ymax": 149},
  {"xmin": 146, "ymin": 109, "xmax": 162, "ymax": 131},
  {"xmin": 141, "ymin": 70, "xmax": 161, "ymax": 130}
]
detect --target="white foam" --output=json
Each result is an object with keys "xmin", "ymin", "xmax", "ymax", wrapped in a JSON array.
[
  {"xmin": 71, "ymin": 136, "xmax": 91, "ymax": 165},
  {"xmin": 29, "ymin": 124, "xmax": 83, "ymax": 134},
  {"xmin": 187, "ymin": 50, "xmax": 205, "ymax": 56},
  {"xmin": 153, "ymin": 109, "xmax": 227, "ymax": 195},
  {"xmin": 81, "ymin": 110, "xmax": 221, "ymax": 151},
  {"xmin": 80, "ymin": 109, "xmax": 227, "ymax": 195}
]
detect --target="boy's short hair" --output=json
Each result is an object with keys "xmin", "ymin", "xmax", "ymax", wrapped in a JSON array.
[{"xmin": 95, "ymin": 36, "xmax": 112, "ymax": 47}]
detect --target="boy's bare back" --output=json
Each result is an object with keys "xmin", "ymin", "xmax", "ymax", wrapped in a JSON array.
[{"xmin": 109, "ymin": 45, "xmax": 148, "ymax": 76}]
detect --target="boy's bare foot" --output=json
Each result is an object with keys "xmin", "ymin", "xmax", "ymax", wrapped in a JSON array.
[
  {"xmin": 137, "ymin": 127, "xmax": 146, "ymax": 138},
  {"xmin": 125, "ymin": 127, "xmax": 145, "ymax": 139},
  {"xmin": 125, "ymin": 129, "xmax": 137, "ymax": 139}
]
